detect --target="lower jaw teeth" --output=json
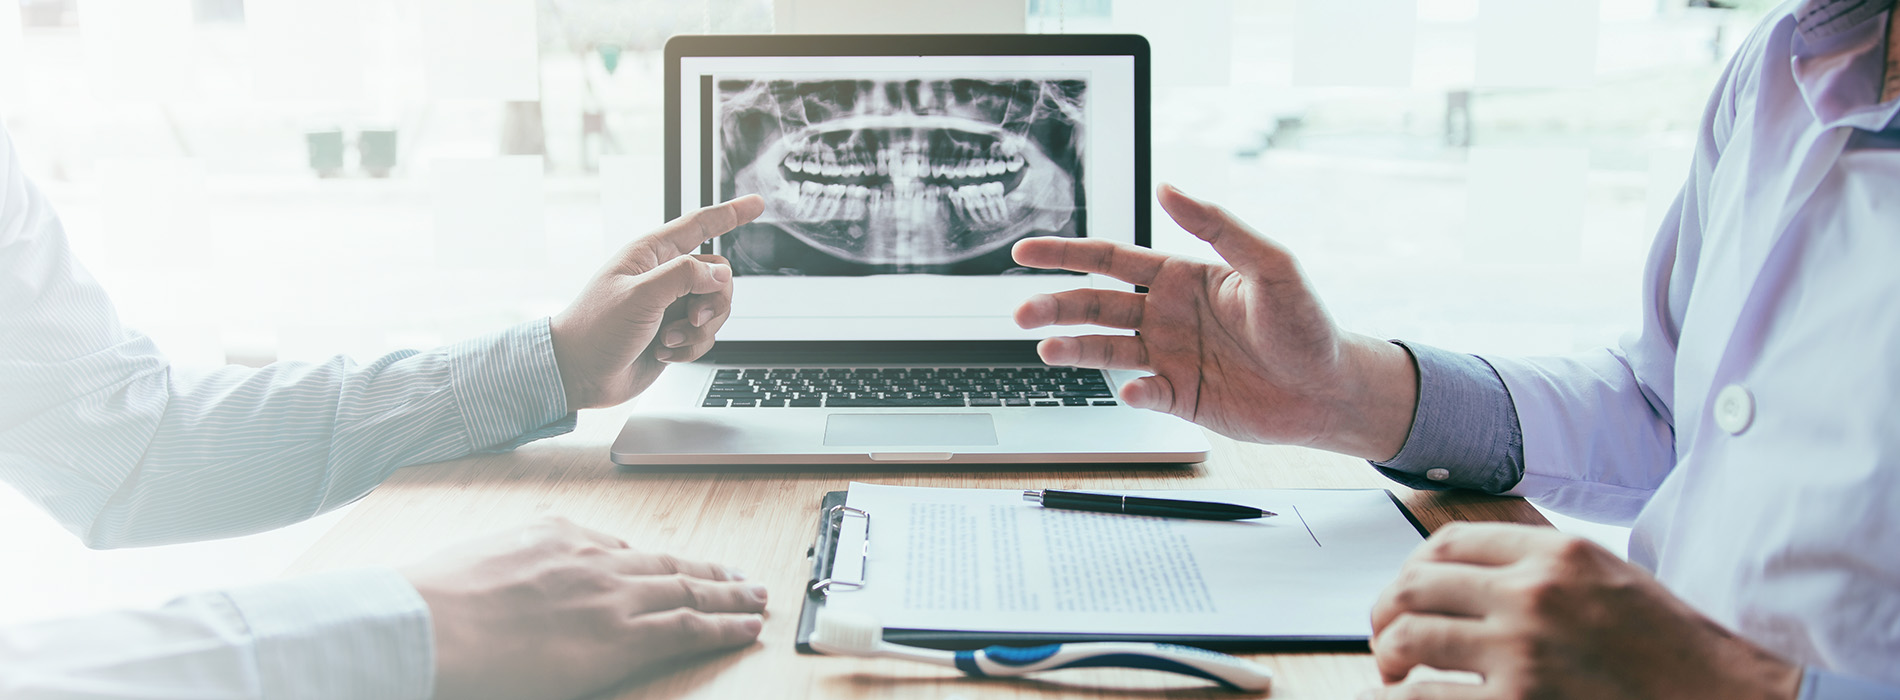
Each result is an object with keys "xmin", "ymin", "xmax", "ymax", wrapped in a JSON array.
[{"xmin": 782, "ymin": 180, "xmax": 1009, "ymax": 232}]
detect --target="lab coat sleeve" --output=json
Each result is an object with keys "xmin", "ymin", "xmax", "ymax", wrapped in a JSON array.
[
  {"xmin": 0, "ymin": 128, "xmax": 575, "ymax": 548},
  {"xmin": 1478, "ymin": 21, "xmax": 1755, "ymax": 525},
  {"xmin": 0, "ymin": 568, "xmax": 435, "ymax": 700}
]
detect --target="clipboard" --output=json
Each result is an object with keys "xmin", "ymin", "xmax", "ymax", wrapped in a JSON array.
[{"xmin": 794, "ymin": 489, "xmax": 1432, "ymax": 653}]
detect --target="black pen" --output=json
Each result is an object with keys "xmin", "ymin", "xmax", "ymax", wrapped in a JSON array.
[{"xmin": 1022, "ymin": 489, "xmax": 1277, "ymax": 521}]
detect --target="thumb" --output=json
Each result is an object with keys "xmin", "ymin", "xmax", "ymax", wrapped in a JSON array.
[
  {"xmin": 1157, "ymin": 183, "xmax": 1296, "ymax": 281},
  {"xmin": 1118, "ymin": 375, "xmax": 1176, "ymax": 413},
  {"xmin": 624, "ymin": 255, "xmax": 731, "ymax": 315}
]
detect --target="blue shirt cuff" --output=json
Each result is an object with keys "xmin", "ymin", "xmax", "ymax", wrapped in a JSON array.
[
  {"xmin": 1370, "ymin": 340, "xmax": 1526, "ymax": 494},
  {"xmin": 221, "ymin": 567, "xmax": 434, "ymax": 700},
  {"xmin": 1801, "ymin": 668, "xmax": 1900, "ymax": 700},
  {"xmin": 446, "ymin": 317, "xmax": 577, "ymax": 453}
]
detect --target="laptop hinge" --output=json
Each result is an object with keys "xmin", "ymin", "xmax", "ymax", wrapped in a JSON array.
[{"xmin": 702, "ymin": 340, "xmax": 1045, "ymax": 365}]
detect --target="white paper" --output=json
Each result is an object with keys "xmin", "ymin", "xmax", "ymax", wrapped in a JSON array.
[
  {"xmin": 420, "ymin": 0, "xmax": 540, "ymax": 100},
  {"xmin": 1293, "ymin": 0, "xmax": 1418, "ymax": 88},
  {"xmin": 246, "ymin": 0, "xmax": 367, "ymax": 101},
  {"xmin": 825, "ymin": 483, "xmax": 1425, "ymax": 638},
  {"xmin": 1475, "ymin": 0, "xmax": 1598, "ymax": 89},
  {"xmin": 1463, "ymin": 147, "xmax": 1587, "ymax": 265},
  {"xmin": 775, "ymin": 0, "xmax": 1026, "ymax": 34},
  {"xmin": 430, "ymin": 157, "xmax": 547, "ymax": 268}
]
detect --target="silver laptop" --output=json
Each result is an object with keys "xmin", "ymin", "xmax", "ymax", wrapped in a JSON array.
[{"xmin": 611, "ymin": 33, "xmax": 1207, "ymax": 466}]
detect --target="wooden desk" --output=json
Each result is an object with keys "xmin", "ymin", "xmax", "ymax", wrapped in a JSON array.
[{"xmin": 290, "ymin": 406, "xmax": 1547, "ymax": 699}]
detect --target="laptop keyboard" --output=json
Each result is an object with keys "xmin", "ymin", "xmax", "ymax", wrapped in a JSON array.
[{"xmin": 700, "ymin": 366, "xmax": 1118, "ymax": 408}]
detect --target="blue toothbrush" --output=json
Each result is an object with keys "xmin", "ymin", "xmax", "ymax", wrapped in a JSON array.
[{"xmin": 808, "ymin": 610, "xmax": 1273, "ymax": 692}]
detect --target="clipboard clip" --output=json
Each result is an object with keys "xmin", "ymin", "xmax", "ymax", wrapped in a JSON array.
[{"xmin": 810, "ymin": 504, "xmax": 870, "ymax": 596}]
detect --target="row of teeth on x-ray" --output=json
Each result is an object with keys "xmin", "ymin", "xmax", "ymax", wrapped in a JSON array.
[
  {"xmin": 781, "ymin": 142, "xmax": 1027, "ymax": 183},
  {"xmin": 782, "ymin": 180, "xmax": 1012, "ymax": 230}
]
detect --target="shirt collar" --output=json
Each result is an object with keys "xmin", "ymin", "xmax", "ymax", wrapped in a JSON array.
[{"xmin": 1787, "ymin": 0, "xmax": 1899, "ymax": 130}]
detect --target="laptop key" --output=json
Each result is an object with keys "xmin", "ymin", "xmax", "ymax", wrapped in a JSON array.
[
  {"xmin": 1091, "ymin": 400, "xmax": 1119, "ymax": 406},
  {"xmin": 731, "ymin": 399, "xmax": 758, "ymax": 407},
  {"xmin": 702, "ymin": 398, "xmax": 729, "ymax": 408},
  {"xmin": 969, "ymin": 398, "xmax": 1002, "ymax": 407},
  {"xmin": 1061, "ymin": 397, "xmax": 1089, "ymax": 406},
  {"xmin": 789, "ymin": 398, "xmax": 823, "ymax": 407},
  {"xmin": 1032, "ymin": 400, "xmax": 1062, "ymax": 407}
]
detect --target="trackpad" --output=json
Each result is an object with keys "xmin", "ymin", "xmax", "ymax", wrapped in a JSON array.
[{"xmin": 824, "ymin": 413, "xmax": 998, "ymax": 447}]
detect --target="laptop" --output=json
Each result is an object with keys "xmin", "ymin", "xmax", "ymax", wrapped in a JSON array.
[{"xmin": 611, "ymin": 33, "xmax": 1208, "ymax": 466}]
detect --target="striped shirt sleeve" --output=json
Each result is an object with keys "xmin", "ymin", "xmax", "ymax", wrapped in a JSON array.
[
  {"xmin": 0, "ymin": 567, "xmax": 434, "ymax": 700},
  {"xmin": 0, "ymin": 126, "xmax": 573, "ymax": 548}
]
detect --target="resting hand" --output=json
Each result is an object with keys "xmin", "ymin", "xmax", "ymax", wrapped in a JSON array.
[
  {"xmin": 551, "ymin": 195, "xmax": 764, "ymax": 409},
  {"xmin": 400, "ymin": 516, "xmax": 769, "ymax": 700},
  {"xmin": 1011, "ymin": 184, "xmax": 1416, "ymax": 460},
  {"xmin": 1365, "ymin": 523, "xmax": 1800, "ymax": 700}
]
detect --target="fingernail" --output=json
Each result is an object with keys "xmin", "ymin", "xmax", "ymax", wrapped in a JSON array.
[
  {"xmin": 725, "ymin": 567, "xmax": 747, "ymax": 581},
  {"xmin": 664, "ymin": 330, "xmax": 685, "ymax": 347},
  {"xmin": 749, "ymin": 584, "xmax": 769, "ymax": 603},
  {"xmin": 656, "ymin": 350, "xmax": 678, "ymax": 364},
  {"xmin": 712, "ymin": 264, "xmax": 731, "ymax": 284},
  {"xmin": 695, "ymin": 308, "xmax": 714, "ymax": 326},
  {"xmin": 742, "ymin": 615, "xmax": 764, "ymax": 634}
]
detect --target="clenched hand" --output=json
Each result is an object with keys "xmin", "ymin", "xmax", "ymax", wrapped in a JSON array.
[{"xmin": 1365, "ymin": 523, "xmax": 1800, "ymax": 700}]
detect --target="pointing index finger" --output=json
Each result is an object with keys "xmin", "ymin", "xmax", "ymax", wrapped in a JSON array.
[{"xmin": 641, "ymin": 195, "xmax": 765, "ymax": 260}]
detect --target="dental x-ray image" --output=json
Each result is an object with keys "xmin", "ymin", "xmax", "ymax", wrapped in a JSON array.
[{"xmin": 716, "ymin": 76, "xmax": 1086, "ymax": 276}]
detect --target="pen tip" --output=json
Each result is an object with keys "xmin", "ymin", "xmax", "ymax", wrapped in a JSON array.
[{"xmin": 1022, "ymin": 490, "xmax": 1041, "ymax": 503}]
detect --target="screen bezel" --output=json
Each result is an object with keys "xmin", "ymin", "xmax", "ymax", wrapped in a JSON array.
[{"xmin": 664, "ymin": 33, "xmax": 1151, "ymax": 363}]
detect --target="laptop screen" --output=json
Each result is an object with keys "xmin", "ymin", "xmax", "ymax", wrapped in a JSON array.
[{"xmin": 671, "ymin": 38, "xmax": 1145, "ymax": 343}]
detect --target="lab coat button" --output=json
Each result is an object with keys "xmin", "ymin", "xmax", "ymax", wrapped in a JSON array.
[
  {"xmin": 1426, "ymin": 468, "xmax": 1451, "ymax": 481},
  {"xmin": 1714, "ymin": 385, "xmax": 1754, "ymax": 435}
]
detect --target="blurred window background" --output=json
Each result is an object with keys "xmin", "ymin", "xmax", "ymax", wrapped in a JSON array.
[{"xmin": 0, "ymin": 0, "xmax": 1777, "ymax": 624}]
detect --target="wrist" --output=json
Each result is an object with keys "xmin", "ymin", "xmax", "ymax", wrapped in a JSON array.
[
  {"xmin": 546, "ymin": 313, "xmax": 598, "ymax": 410},
  {"xmin": 1322, "ymin": 335, "xmax": 1419, "ymax": 462}
]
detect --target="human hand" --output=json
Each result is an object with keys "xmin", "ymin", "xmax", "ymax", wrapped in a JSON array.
[
  {"xmin": 550, "ymin": 195, "xmax": 764, "ymax": 409},
  {"xmin": 1011, "ymin": 184, "xmax": 1418, "ymax": 460},
  {"xmin": 399, "ymin": 516, "xmax": 769, "ymax": 700},
  {"xmin": 1364, "ymin": 522, "xmax": 1800, "ymax": 700}
]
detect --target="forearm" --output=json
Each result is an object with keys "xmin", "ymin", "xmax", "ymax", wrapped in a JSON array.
[{"xmin": 0, "ymin": 568, "xmax": 433, "ymax": 700}]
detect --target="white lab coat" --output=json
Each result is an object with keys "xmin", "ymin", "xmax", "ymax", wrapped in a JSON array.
[{"xmin": 1483, "ymin": 4, "xmax": 1900, "ymax": 681}]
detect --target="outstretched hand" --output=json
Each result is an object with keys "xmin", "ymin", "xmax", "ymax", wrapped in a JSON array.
[
  {"xmin": 551, "ymin": 195, "xmax": 764, "ymax": 410},
  {"xmin": 1012, "ymin": 184, "xmax": 1417, "ymax": 460}
]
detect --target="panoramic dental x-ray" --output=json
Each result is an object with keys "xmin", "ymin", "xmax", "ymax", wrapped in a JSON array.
[{"xmin": 717, "ymin": 76, "xmax": 1087, "ymax": 276}]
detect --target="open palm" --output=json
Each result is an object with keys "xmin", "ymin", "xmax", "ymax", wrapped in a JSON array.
[{"xmin": 1012, "ymin": 185, "xmax": 1417, "ymax": 460}]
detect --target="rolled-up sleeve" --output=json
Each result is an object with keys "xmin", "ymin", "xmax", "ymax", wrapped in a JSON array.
[{"xmin": 1371, "ymin": 340, "xmax": 1526, "ymax": 494}]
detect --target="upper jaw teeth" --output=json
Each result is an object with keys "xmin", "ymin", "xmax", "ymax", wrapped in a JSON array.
[{"xmin": 784, "ymin": 148, "xmax": 1022, "ymax": 184}]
